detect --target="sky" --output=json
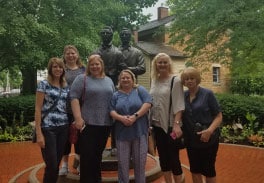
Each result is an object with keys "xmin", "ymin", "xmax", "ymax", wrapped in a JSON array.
[{"xmin": 143, "ymin": 0, "xmax": 168, "ymax": 20}]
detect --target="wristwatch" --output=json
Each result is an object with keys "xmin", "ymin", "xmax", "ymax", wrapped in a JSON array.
[{"xmin": 134, "ymin": 113, "xmax": 139, "ymax": 118}]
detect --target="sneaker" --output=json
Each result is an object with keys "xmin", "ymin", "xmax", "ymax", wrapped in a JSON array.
[
  {"xmin": 59, "ymin": 166, "xmax": 69, "ymax": 176},
  {"xmin": 111, "ymin": 148, "xmax": 117, "ymax": 156},
  {"xmin": 77, "ymin": 165, "xmax": 80, "ymax": 175},
  {"xmin": 73, "ymin": 157, "xmax": 80, "ymax": 169}
]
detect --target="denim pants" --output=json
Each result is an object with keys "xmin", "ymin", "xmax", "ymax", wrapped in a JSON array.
[{"xmin": 41, "ymin": 125, "xmax": 69, "ymax": 183}]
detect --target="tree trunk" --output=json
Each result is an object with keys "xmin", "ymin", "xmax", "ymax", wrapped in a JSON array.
[{"xmin": 21, "ymin": 67, "xmax": 37, "ymax": 95}]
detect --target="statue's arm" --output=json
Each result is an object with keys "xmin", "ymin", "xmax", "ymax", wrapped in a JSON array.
[{"xmin": 128, "ymin": 51, "xmax": 146, "ymax": 75}]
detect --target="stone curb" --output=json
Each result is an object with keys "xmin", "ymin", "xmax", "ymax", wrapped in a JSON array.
[
  {"xmin": 28, "ymin": 163, "xmax": 45, "ymax": 183},
  {"xmin": 8, "ymin": 165, "xmax": 39, "ymax": 183},
  {"xmin": 11, "ymin": 155, "xmax": 190, "ymax": 183}
]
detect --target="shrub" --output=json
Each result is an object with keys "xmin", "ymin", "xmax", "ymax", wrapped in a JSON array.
[
  {"xmin": 216, "ymin": 94, "xmax": 264, "ymax": 128},
  {"xmin": 0, "ymin": 95, "xmax": 35, "ymax": 126},
  {"xmin": 230, "ymin": 76, "xmax": 264, "ymax": 95},
  {"xmin": 0, "ymin": 124, "xmax": 33, "ymax": 142}
]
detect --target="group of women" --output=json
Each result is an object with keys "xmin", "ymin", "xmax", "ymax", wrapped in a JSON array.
[{"xmin": 34, "ymin": 45, "xmax": 222, "ymax": 183}]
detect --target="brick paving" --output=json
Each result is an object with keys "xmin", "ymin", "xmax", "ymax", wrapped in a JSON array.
[{"xmin": 1, "ymin": 141, "xmax": 263, "ymax": 183}]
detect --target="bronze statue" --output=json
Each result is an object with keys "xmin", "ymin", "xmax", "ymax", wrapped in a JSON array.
[
  {"xmin": 93, "ymin": 26, "xmax": 127, "ymax": 85},
  {"xmin": 119, "ymin": 28, "xmax": 146, "ymax": 80}
]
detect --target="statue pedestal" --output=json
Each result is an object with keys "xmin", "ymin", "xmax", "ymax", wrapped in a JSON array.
[
  {"xmin": 101, "ymin": 148, "xmax": 133, "ymax": 171},
  {"xmin": 101, "ymin": 148, "xmax": 118, "ymax": 171},
  {"xmin": 65, "ymin": 153, "xmax": 162, "ymax": 183}
]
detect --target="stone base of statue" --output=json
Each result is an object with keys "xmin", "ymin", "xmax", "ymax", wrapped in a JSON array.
[
  {"xmin": 101, "ymin": 148, "xmax": 119, "ymax": 171},
  {"xmin": 63, "ymin": 151, "xmax": 162, "ymax": 183},
  {"xmin": 101, "ymin": 148, "xmax": 134, "ymax": 171}
]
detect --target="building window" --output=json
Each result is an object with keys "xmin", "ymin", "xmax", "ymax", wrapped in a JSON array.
[{"xmin": 213, "ymin": 67, "xmax": 220, "ymax": 83}]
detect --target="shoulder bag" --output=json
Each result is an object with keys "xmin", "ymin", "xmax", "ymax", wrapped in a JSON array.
[{"xmin": 136, "ymin": 87, "xmax": 156, "ymax": 156}]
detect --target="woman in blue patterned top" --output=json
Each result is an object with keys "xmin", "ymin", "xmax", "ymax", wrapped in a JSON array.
[
  {"xmin": 34, "ymin": 57, "xmax": 69, "ymax": 183},
  {"xmin": 110, "ymin": 69, "xmax": 152, "ymax": 183}
]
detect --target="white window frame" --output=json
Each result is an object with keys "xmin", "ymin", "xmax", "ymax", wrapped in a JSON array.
[{"xmin": 212, "ymin": 65, "xmax": 220, "ymax": 83}]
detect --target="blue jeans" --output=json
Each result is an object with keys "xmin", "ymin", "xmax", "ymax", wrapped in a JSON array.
[{"xmin": 41, "ymin": 125, "xmax": 69, "ymax": 183}]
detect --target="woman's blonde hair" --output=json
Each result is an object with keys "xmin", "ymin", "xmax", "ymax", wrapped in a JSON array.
[
  {"xmin": 116, "ymin": 69, "xmax": 138, "ymax": 89},
  {"xmin": 63, "ymin": 45, "xmax": 84, "ymax": 67},
  {"xmin": 180, "ymin": 67, "xmax": 201, "ymax": 85},
  {"xmin": 86, "ymin": 54, "xmax": 105, "ymax": 77},
  {"xmin": 151, "ymin": 53, "xmax": 173, "ymax": 80},
  {"xmin": 47, "ymin": 57, "xmax": 67, "ymax": 87}
]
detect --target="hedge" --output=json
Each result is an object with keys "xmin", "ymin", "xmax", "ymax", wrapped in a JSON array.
[
  {"xmin": 0, "ymin": 94, "xmax": 263, "ymax": 129},
  {"xmin": 0, "ymin": 95, "xmax": 35, "ymax": 126},
  {"xmin": 216, "ymin": 94, "xmax": 264, "ymax": 127}
]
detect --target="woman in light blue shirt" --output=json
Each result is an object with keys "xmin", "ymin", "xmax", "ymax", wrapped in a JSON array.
[{"xmin": 110, "ymin": 69, "xmax": 152, "ymax": 183}]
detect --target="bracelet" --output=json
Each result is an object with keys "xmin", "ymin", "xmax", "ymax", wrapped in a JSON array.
[
  {"xmin": 175, "ymin": 121, "xmax": 180, "ymax": 124},
  {"xmin": 174, "ymin": 121, "xmax": 182, "ymax": 127}
]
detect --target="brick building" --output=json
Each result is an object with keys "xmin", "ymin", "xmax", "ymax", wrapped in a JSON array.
[{"xmin": 135, "ymin": 7, "xmax": 231, "ymax": 93}]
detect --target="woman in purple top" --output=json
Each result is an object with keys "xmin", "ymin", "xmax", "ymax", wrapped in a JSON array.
[
  {"xmin": 70, "ymin": 54, "xmax": 115, "ymax": 183},
  {"xmin": 59, "ymin": 45, "xmax": 85, "ymax": 175}
]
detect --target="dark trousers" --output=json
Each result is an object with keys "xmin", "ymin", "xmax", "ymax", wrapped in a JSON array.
[
  {"xmin": 41, "ymin": 125, "xmax": 69, "ymax": 183},
  {"xmin": 153, "ymin": 126, "xmax": 183, "ymax": 175},
  {"xmin": 79, "ymin": 125, "xmax": 111, "ymax": 183}
]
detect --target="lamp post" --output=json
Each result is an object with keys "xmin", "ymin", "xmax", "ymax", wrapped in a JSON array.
[{"xmin": 6, "ymin": 70, "xmax": 10, "ymax": 93}]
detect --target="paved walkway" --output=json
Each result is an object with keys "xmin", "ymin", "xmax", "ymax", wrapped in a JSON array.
[{"xmin": 0, "ymin": 141, "xmax": 263, "ymax": 183}]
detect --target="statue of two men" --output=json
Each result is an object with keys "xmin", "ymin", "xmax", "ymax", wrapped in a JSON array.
[{"xmin": 93, "ymin": 26, "xmax": 146, "ymax": 85}]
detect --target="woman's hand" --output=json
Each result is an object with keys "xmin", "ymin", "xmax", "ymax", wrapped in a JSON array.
[
  {"xmin": 172, "ymin": 124, "xmax": 183, "ymax": 139},
  {"xmin": 120, "ymin": 115, "xmax": 136, "ymax": 126},
  {"xmin": 197, "ymin": 129, "xmax": 213, "ymax": 142},
  {"xmin": 74, "ymin": 119, "xmax": 85, "ymax": 131},
  {"xmin": 37, "ymin": 132, "xmax": 45, "ymax": 148}
]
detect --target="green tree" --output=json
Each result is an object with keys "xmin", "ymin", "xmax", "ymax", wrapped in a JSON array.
[
  {"xmin": 0, "ymin": 0, "xmax": 157, "ymax": 94},
  {"xmin": 167, "ymin": 0, "xmax": 264, "ymax": 89}
]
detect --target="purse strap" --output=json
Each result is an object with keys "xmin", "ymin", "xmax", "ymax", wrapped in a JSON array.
[
  {"xmin": 80, "ymin": 74, "xmax": 86, "ymax": 106},
  {"xmin": 168, "ymin": 76, "xmax": 176, "ymax": 130}
]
